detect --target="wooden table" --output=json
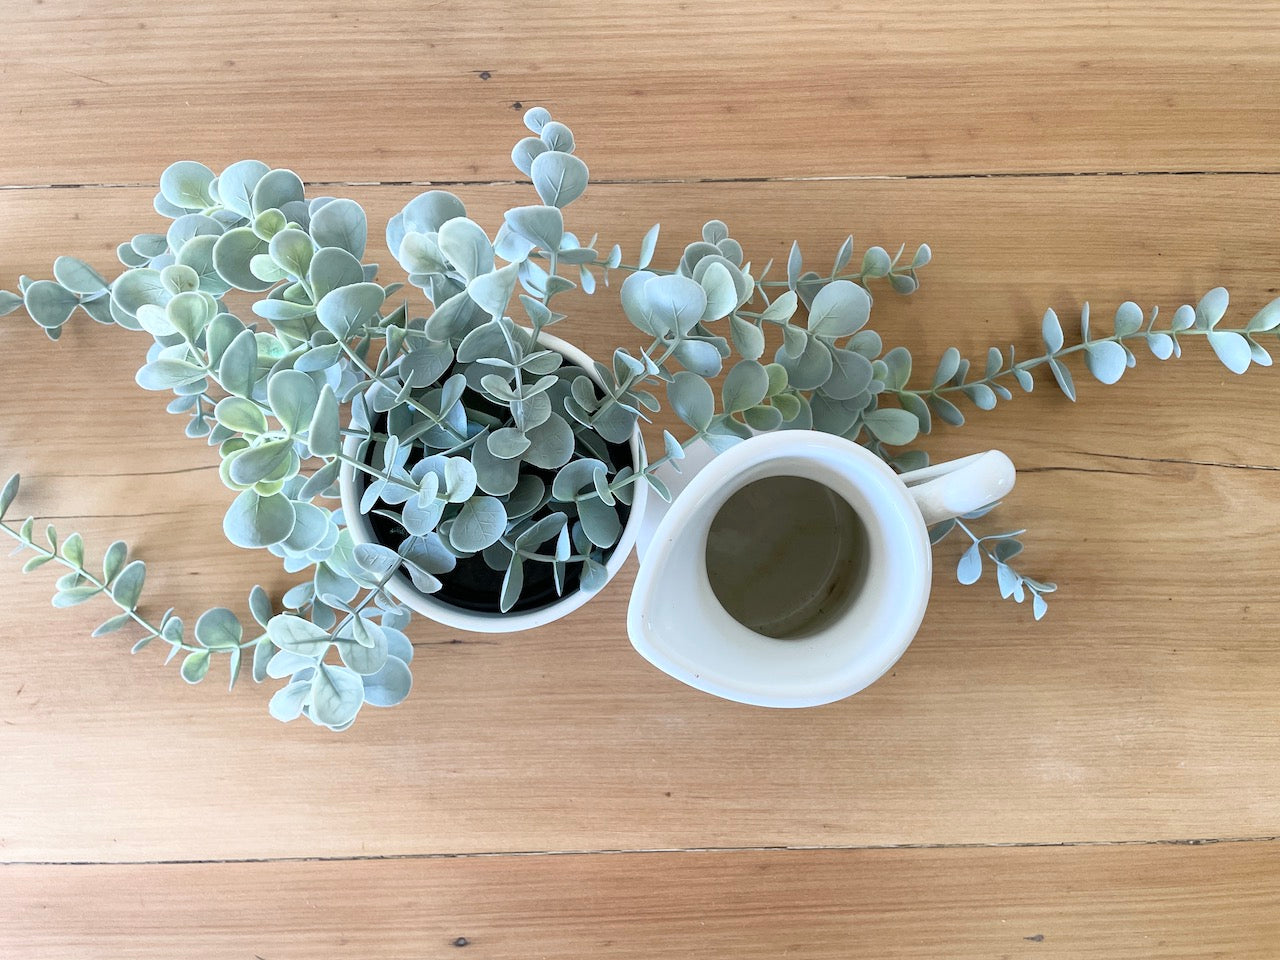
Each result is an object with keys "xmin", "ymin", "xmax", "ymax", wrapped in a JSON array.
[{"xmin": 3, "ymin": 2, "xmax": 1279, "ymax": 956}]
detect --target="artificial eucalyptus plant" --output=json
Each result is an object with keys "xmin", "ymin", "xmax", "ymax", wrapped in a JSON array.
[{"xmin": 3, "ymin": 107, "xmax": 1278, "ymax": 730}]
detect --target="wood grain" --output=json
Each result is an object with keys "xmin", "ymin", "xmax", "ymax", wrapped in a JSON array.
[
  {"xmin": 4, "ymin": 7, "xmax": 1280, "ymax": 948},
  {"xmin": 3, "ymin": 1, "xmax": 1280, "ymax": 185},
  {"xmin": 2, "ymin": 178, "xmax": 1279, "ymax": 863},
  {"xmin": 4, "ymin": 843, "xmax": 1279, "ymax": 959}
]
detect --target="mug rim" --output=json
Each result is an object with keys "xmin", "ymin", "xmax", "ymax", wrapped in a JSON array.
[{"xmin": 626, "ymin": 431, "xmax": 933, "ymax": 707}]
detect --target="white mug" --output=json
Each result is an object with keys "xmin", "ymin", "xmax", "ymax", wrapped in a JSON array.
[{"xmin": 627, "ymin": 431, "xmax": 1015, "ymax": 707}]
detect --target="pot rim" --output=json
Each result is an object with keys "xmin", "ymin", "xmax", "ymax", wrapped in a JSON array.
[{"xmin": 339, "ymin": 329, "xmax": 649, "ymax": 634}]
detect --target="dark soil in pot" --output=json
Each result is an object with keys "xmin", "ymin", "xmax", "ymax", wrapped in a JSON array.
[{"xmin": 359, "ymin": 414, "xmax": 634, "ymax": 615}]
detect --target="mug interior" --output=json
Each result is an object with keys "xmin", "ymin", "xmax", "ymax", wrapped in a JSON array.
[{"xmin": 704, "ymin": 474, "xmax": 871, "ymax": 639}]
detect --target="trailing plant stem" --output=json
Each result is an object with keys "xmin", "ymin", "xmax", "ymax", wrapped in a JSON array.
[{"xmin": 0, "ymin": 517, "xmax": 258, "ymax": 653}]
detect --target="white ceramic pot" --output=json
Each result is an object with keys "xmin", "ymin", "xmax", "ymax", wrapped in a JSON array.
[{"xmin": 339, "ymin": 331, "xmax": 649, "ymax": 634}]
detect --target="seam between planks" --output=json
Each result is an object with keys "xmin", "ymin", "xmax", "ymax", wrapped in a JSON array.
[
  {"xmin": 2, "ymin": 170, "xmax": 1280, "ymax": 193},
  {"xmin": 3, "ymin": 834, "xmax": 1277, "ymax": 868}
]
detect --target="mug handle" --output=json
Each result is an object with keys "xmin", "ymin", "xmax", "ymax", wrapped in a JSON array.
[{"xmin": 900, "ymin": 451, "xmax": 1016, "ymax": 527}]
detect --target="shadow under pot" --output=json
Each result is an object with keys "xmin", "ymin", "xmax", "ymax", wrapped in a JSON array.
[{"xmin": 338, "ymin": 331, "xmax": 649, "ymax": 635}]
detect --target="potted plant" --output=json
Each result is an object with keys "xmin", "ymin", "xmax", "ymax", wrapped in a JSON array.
[{"xmin": 4, "ymin": 107, "xmax": 1278, "ymax": 729}]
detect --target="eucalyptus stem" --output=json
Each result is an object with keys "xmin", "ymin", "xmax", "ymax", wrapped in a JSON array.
[
  {"xmin": 901, "ymin": 323, "xmax": 1259, "ymax": 403},
  {"xmin": 338, "ymin": 340, "xmax": 468, "ymax": 443},
  {"xmin": 0, "ymin": 516, "xmax": 258, "ymax": 653}
]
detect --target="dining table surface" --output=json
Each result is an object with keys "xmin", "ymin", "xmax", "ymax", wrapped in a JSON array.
[{"xmin": 2, "ymin": 1, "xmax": 1280, "ymax": 957}]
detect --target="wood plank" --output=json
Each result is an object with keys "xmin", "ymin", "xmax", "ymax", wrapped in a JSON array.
[
  {"xmin": 3, "ymin": 1, "xmax": 1280, "ymax": 185},
  {"xmin": 2, "ymin": 177, "xmax": 1280, "ymax": 861},
  {"xmin": 3, "ymin": 843, "xmax": 1279, "ymax": 959}
]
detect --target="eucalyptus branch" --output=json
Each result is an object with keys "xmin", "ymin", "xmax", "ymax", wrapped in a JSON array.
[{"xmin": 0, "ymin": 474, "xmax": 269, "ymax": 689}]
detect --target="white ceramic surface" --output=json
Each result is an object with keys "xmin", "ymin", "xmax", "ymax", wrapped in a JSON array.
[
  {"xmin": 339, "ymin": 331, "xmax": 648, "ymax": 634},
  {"xmin": 627, "ymin": 432, "xmax": 1015, "ymax": 707}
]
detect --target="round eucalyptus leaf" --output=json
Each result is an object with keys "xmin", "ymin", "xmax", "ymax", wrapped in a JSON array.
[
  {"xmin": 1084, "ymin": 340, "xmax": 1127, "ymax": 384},
  {"xmin": 310, "ymin": 663, "xmax": 364, "ymax": 727},
  {"xmin": 698, "ymin": 261, "xmax": 737, "ymax": 321},
  {"xmin": 449, "ymin": 496, "xmax": 508, "ymax": 552},
  {"xmin": 308, "ymin": 245, "xmax": 365, "ymax": 304},
  {"xmin": 776, "ymin": 336, "xmax": 834, "ymax": 391},
  {"xmin": 467, "ymin": 261, "xmax": 520, "ymax": 318},
  {"xmin": 268, "ymin": 369, "xmax": 321, "ymax": 435},
  {"xmin": 667, "ymin": 371, "xmax": 715, "ymax": 431},
  {"xmin": 1145, "ymin": 332, "xmax": 1175, "ymax": 360},
  {"xmin": 315, "ymin": 281, "xmax": 384, "ymax": 340},
  {"xmin": 216, "ymin": 328, "xmax": 258, "ymax": 398},
  {"xmin": 551, "ymin": 458, "xmax": 609, "ymax": 501},
  {"xmin": 230, "ymin": 438, "xmax": 295, "ymax": 486},
  {"xmin": 153, "ymin": 190, "xmax": 189, "ymax": 219},
  {"xmin": 1207, "ymin": 330, "xmax": 1251, "ymax": 374},
  {"xmin": 166, "ymin": 214, "xmax": 224, "ymax": 256},
  {"xmin": 472, "ymin": 432, "xmax": 521, "ymax": 496},
  {"xmin": 1042, "ymin": 308, "xmax": 1065, "ymax": 353},
  {"xmin": 861, "ymin": 245, "xmax": 892, "ymax": 278},
  {"xmin": 269, "ymin": 228, "xmax": 315, "ymax": 279},
  {"xmin": 160, "ymin": 160, "xmax": 216, "ymax": 210},
  {"xmin": 619, "ymin": 270, "xmax": 660, "ymax": 334},
  {"xmin": 361, "ymin": 655, "xmax": 412, "ymax": 708},
  {"xmin": 722, "ymin": 359, "xmax": 769, "ymax": 414},
  {"xmin": 307, "ymin": 385, "xmax": 340, "ymax": 458},
  {"xmin": 310, "ymin": 198, "xmax": 368, "ymax": 260},
  {"xmin": 743, "ymin": 404, "xmax": 784, "ymax": 432},
  {"xmin": 251, "ymin": 168, "xmax": 305, "ymax": 215},
  {"xmin": 512, "ymin": 135, "xmax": 548, "ymax": 176},
  {"xmin": 23, "ymin": 280, "xmax": 78, "ymax": 329},
  {"xmin": 523, "ymin": 106, "xmax": 551, "ymax": 132},
  {"xmin": 862, "ymin": 407, "xmax": 920, "ymax": 446},
  {"xmin": 437, "ymin": 216, "xmax": 496, "ymax": 280},
  {"xmin": 195, "ymin": 607, "xmax": 243, "ymax": 649},
  {"xmin": 217, "ymin": 159, "xmax": 271, "ymax": 218},
  {"xmin": 1196, "ymin": 287, "xmax": 1229, "ymax": 329},
  {"xmin": 268, "ymin": 681, "xmax": 309, "ymax": 722},
  {"xmin": 213, "ymin": 227, "xmax": 272, "ymax": 292},
  {"xmin": 1247, "ymin": 296, "xmax": 1280, "ymax": 332},
  {"xmin": 52, "ymin": 256, "xmax": 108, "ymax": 295},
  {"xmin": 956, "ymin": 543, "xmax": 982, "ymax": 585},
  {"xmin": 643, "ymin": 273, "xmax": 707, "ymax": 336},
  {"xmin": 180, "ymin": 649, "xmax": 212, "ymax": 684},
  {"xmin": 807, "ymin": 279, "xmax": 871, "ymax": 338},
  {"xmin": 729, "ymin": 314, "xmax": 766, "ymax": 360},
  {"xmin": 962, "ymin": 383, "xmax": 998, "ymax": 410},
  {"xmin": 530, "ymin": 150, "xmax": 589, "ymax": 208},
  {"xmin": 174, "ymin": 234, "xmax": 230, "ymax": 297},
  {"xmin": 160, "ymin": 263, "xmax": 200, "ymax": 295},
  {"xmin": 539, "ymin": 120, "xmax": 575, "ymax": 152},
  {"xmin": 810, "ymin": 392, "xmax": 864, "ymax": 435},
  {"xmin": 111, "ymin": 267, "xmax": 172, "ymax": 320},
  {"xmin": 111, "ymin": 560, "xmax": 147, "ymax": 610},
  {"xmin": 215, "ymin": 397, "xmax": 268, "ymax": 434},
  {"xmin": 578, "ymin": 496, "xmax": 621, "ymax": 548},
  {"xmin": 502, "ymin": 205, "xmax": 563, "ymax": 254},
  {"xmin": 339, "ymin": 626, "xmax": 389, "ymax": 675},
  {"xmin": 400, "ymin": 190, "xmax": 467, "ymax": 235},
  {"xmin": 397, "ymin": 232, "xmax": 447, "ymax": 275},
  {"xmin": 224, "ymin": 489, "xmax": 296, "ymax": 549},
  {"xmin": 824, "ymin": 348, "xmax": 874, "ymax": 400},
  {"xmin": 1114, "ymin": 300, "xmax": 1144, "ymax": 336},
  {"xmin": 267, "ymin": 616, "xmax": 330, "ymax": 658},
  {"xmin": 499, "ymin": 557, "xmax": 525, "ymax": 613},
  {"xmin": 523, "ymin": 413, "xmax": 574, "ymax": 470},
  {"xmin": 135, "ymin": 358, "xmax": 205, "ymax": 391},
  {"xmin": 487, "ymin": 427, "xmax": 531, "ymax": 460},
  {"xmin": 673, "ymin": 339, "xmax": 723, "ymax": 378}
]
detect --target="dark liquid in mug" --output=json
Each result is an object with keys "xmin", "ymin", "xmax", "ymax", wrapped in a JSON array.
[{"xmin": 705, "ymin": 476, "xmax": 869, "ymax": 639}]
